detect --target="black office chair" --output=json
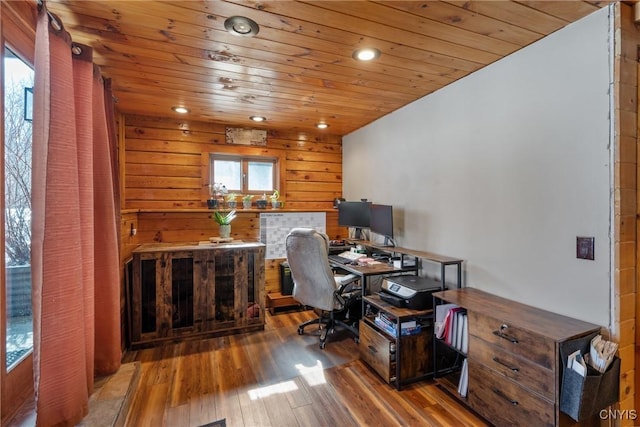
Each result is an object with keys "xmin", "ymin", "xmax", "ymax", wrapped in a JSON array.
[{"xmin": 285, "ymin": 228, "xmax": 361, "ymax": 349}]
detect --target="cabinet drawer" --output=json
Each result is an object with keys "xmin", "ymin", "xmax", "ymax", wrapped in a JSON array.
[
  {"xmin": 469, "ymin": 336, "xmax": 555, "ymax": 401},
  {"xmin": 468, "ymin": 311, "xmax": 555, "ymax": 369},
  {"xmin": 359, "ymin": 320, "xmax": 393, "ymax": 383},
  {"xmin": 468, "ymin": 360, "xmax": 554, "ymax": 427}
]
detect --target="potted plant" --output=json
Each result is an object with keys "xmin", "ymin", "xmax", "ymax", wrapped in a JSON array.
[
  {"xmin": 226, "ymin": 193, "xmax": 238, "ymax": 209},
  {"xmin": 207, "ymin": 184, "xmax": 219, "ymax": 209},
  {"xmin": 269, "ymin": 189, "xmax": 280, "ymax": 208},
  {"xmin": 213, "ymin": 209, "xmax": 237, "ymax": 239},
  {"xmin": 256, "ymin": 193, "xmax": 268, "ymax": 209},
  {"xmin": 207, "ymin": 183, "xmax": 227, "ymax": 209},
  {"xmin": 242, "ymin": 194, "xmax": 253, "ymax": 209}
]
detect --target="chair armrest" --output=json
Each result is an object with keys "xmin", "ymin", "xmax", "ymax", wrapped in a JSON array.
[{"xmin": 335, "ymin": 273, "xmax": 359, "ymax": 286}]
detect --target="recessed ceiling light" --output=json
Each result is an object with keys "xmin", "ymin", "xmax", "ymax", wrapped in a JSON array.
[
  {"xmin": 224, "ymin": 16, "xmax": 260, "ymax": 37},
  {"xmin": 352, "ymin": 48, "xmax": 381, "ymax": 61},
  {"xmin": 172, "ymin": 106, "xmax": 190, "ymax": 114},
  {"xmin": 250, "ymin": 116, "xmax": 266, "ymax": 122},
  {"xmin": 316, "ymin": 123, "xmax": 329, "ymax": 129}
]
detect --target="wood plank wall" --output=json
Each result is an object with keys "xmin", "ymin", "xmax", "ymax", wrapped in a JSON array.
[
  {"xmin": 616, "ymin": 2, "xmax": 638, "ymax": 419},
  {"xmin": 119, "ymin": 114, "xmax": 347, "ymax": 302},
  {"xmin": 122, "ymin": 114, "xmax": 344, "ymax": 210}
]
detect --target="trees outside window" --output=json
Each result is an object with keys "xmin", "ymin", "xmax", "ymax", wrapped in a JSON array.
[{"xmin": 4, "ymin": 49, "xmax": 34, "ymax": 371}]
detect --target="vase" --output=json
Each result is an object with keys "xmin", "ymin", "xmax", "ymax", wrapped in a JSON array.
[
  {"xmin": 243, "ymin": 200, "xmax": 252, "ymax": 209},
  {"xmin": 228, "ymin": 201, "xmax": 237, "ymax": 209},
  {"xmin": 256, "ymin": 199, "xmax": 267, "ymax": 209},
  {"xmin": 219, "ymin": 224, "xmax": 231, "ymax": 239},
  {"xmin": 271, "ymin": 200, "xmax": 279, "ymax": 209},
  {"xmin": 207, "ymin": 199, "xmax": 218, "ymax": 209}
]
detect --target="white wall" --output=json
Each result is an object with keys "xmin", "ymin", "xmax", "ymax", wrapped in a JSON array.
[{"xmin": 343, "ymin": 7, "xmax": 613, "ymax": 326}]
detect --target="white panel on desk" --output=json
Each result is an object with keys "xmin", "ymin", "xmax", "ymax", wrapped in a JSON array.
[{"xmin": 260, "ymin": 212, "xmax": 326, "ymax": 259}]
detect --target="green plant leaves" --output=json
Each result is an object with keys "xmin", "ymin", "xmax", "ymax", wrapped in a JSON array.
[{"xmin": 214, "ymin": 209, "xmax": 237, "ymax": 225}]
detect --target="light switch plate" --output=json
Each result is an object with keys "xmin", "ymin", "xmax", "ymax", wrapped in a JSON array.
[{"xmin": 576, "ymin": 237, "xmax": 595, "ymax": 260}]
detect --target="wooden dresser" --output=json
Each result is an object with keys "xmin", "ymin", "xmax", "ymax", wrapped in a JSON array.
[{"xmin": 433, "ymin": 288, "xmax": 602, "ymax": 426}]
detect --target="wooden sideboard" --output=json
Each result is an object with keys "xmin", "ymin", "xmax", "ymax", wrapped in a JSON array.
[
  {"xmin": 128, "ymin": 241, "xmax": 265, "ymax": 349},
  {"xmin": 433, "ymin": 288, "xmax": 603, "ymax": 426}
]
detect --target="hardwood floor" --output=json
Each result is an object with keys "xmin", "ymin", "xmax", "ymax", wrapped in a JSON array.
[
  {"xmin": 122, "ymin": 310, "xmax": 489, "ymax": 427},
  {"xmin": 6, "ymin": 310, "xmax": 489, "ymax": 426}
]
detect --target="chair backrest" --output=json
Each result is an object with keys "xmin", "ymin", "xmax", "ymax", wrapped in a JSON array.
[{"xmin": 285, "ymin": 228, "xmax": 337, "ymax": 311}]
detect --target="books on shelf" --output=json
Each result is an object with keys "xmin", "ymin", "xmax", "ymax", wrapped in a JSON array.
[
  {"xmin": 461, "ymin": 314, "xmax": 468, "ymax": 354},
  {"xmin": 373, "ymin": 312, "xmax": 423, "ymax": 336},
  {"xmin": 435, "ymin": 303, "xmax": 468, "ymax": 354},
  {"xmin": 434, "ymin": 303, "xmax": 456, "ymax": 338},
  {"xmin": 458, "ymin": 358, "xmax": 469, "ymax": 397}
]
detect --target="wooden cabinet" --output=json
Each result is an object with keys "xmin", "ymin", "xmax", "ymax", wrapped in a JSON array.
[
  {"xmin": 432, "ymin": 288, "xmax": 601, "ymax": 427},
  {"xmin": 129, "ymin": 242, "xmax": 265, "ymax": 349},
  {"xmin": 360, "ymin": 294, "xmax": 433, "ymax": 389}
]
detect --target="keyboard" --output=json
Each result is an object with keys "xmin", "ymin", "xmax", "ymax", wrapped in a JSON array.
[
  {"xmin": 329, "ymin": 254, "xmax": 353, "ymax": 265},
  {"xmin": 329, "ymin": 251, "xmax": 365, "ymax": 264}
]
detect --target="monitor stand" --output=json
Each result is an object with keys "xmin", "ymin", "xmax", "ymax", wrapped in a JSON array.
[{"xmin": 379, "ymin": 236, "xmax": 396, "ymax": 247}]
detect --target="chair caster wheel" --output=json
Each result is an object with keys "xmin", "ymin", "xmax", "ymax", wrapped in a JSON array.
[
  {"xmin": 297, "ymin": 327, "xmax": 304, "ymax": 335},
  {"xmin": 320, "ymin": 341, "xmax": 326, "ymax": 349},
  {"xmin": 354, "ymin": 337, "xmax": 359, "ymax": 344}
]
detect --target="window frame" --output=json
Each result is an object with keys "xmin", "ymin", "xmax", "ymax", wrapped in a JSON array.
[
  {"xmin": 200, "ymin": 147, "xmax": 285, "ymax": 207},
  {"xmin": 210, "ymin": 153, "xmax": 277, "ymax": 195},
  {"xmin": 1, "ymin": 0, "xmax": 38, "ymax": 418}
]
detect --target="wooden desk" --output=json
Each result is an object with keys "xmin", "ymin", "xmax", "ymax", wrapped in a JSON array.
[{"xmin": 347, "ymin": 240, "xmax": 464, "ymax": 289}]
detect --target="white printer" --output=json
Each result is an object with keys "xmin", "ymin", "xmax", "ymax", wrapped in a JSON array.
[{"xmin": 379, "ymin": 276, "xmax": 442, "ymax": 310}]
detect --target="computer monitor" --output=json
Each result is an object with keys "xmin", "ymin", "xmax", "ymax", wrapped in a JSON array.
[
  {"xmin": 338, "ymin": 201, "xmax": 371, "ymax": 239},
  {"xmin": 370, "ymin": 204, "xmax": 395, "ymax": 246}
]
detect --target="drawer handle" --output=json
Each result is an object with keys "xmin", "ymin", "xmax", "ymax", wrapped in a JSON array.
[
  {"xmin": 493, "ymin": 324, "xmax": 518, "ymax": 344},
  {"xmin": 368, "ymin": 345, "xmax": 378, "ymax": 354},
  {"xmin": 492, "ymin": 357, "xmax": 520, "ymax": 373},
  {"xmin": 492, "ymin": 388, "xmax": 519, "ymax": 406}
]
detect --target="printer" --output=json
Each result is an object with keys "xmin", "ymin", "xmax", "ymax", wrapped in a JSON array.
[{"xmin": 379, "ymin": 276, "xmax": 442, "ymax": 310}]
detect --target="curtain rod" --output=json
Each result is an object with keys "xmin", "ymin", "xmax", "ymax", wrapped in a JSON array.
[{"xmin": 36, "ymin": 0, "xmax": 63, "ymax": 32}]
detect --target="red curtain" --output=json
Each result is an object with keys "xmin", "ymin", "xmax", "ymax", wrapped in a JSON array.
[{"xmin": 32, "ymin": 6, "xmax": 121, "ymax": 426}]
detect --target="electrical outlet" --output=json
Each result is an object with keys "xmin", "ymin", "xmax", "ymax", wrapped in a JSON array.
[{"xmin": 576, "ymin": 237, "xmax": 594, "ymax": 260}]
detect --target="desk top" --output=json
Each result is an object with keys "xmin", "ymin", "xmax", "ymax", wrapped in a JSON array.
[
  {"xmin": 348, "ymin": 240, "xmax": 463, "ymax": 264},
  {"xmin": 330, "ymin": 258, "xmax": 417, "ymax": 277}
]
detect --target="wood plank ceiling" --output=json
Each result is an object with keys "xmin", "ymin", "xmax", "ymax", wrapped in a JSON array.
[{"xmin": 45, "ymin": 1, "xmax": 610, "ymax": 136}]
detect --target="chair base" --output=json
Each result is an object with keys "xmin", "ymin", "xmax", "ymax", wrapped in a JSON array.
[{"xmin": 297, "ymin": 310, "xmax": 359, "ymax": 349}]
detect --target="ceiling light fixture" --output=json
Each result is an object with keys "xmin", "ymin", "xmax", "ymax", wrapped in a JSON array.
[
  {"xmin": 172, "ymin": 106, "xmax": 190, "ymax": 114},
  {"xmin": 224, "ymin": 16, "xmax": 260, "ymax": 37},
  {"xmin": 316, "ymin": 123, "xmax": 329, "ymax": 129},
  {"xmin": 352, "ymin": 48, "xmax": 381, "ymax": 61},
  {"xmin": 250, "ymin": 115, "xmax": 266, "ymax": 122}
]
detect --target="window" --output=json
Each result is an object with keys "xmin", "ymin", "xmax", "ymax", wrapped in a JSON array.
[
  {"xmin": 210, "ymin": 154, "xmax": 276, "ymax": 194},
  {"xmin": 4, "ymin": 48, "xmax": 34, "ymax": 371}
]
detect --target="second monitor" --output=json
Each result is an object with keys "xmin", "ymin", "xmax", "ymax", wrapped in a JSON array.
[{"xmin": 370, "ymin": 204, "xmax": 395, "ymax": 247}]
